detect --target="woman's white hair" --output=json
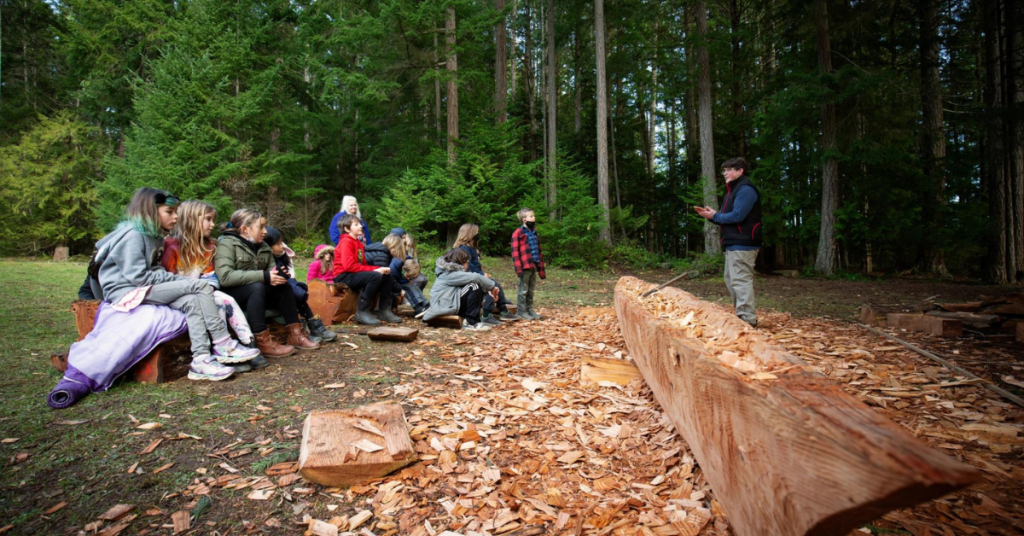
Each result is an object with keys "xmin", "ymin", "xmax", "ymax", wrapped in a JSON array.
[{"xmin": 341, "ymin": 195, "xmax": 362, "ymax": 219}]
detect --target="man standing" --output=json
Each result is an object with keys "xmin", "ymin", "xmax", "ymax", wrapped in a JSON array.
[{"xmin": 695, "ymin": 157, "xmax": 762, "ymax": 327}]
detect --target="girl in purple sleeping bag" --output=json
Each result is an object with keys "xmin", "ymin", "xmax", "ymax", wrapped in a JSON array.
[{"xmin": 92, "ymin": 187, "xmax": 259, "ymax": 381}]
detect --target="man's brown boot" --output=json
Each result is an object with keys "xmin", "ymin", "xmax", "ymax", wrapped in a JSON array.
[
  {"xmin": 286, "ymin": 323, "xmax": 320, "ymax": 350},
  {"xmin": 254, "ymin": 329, "xmax": 295, "ymax": 358}
]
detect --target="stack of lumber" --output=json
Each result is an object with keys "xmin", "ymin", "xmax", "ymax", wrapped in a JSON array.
[
  {"xmin": 861, "ymin": 293, "xmax": 1024, "ymax": 341},
  {"xmin": 616, "ymin": 276, "xmax": 979, "ymax": 536}
]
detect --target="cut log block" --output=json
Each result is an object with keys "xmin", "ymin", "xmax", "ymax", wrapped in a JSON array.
[
  {"xmin": 299, "ymin": 405, "xmax": 417, "ymax": 487},
  {"xmin": 887, "ymin": 313, "xmax": 963, "ymax": 338},
  {"xmin": 366, "ymin": 326, "xmax": 419, "ymax": 342},
  {"xmin": 614, "ymin": 276, "xmax": 979, "ymax": 536},
  {"xmin": 580, "ymin": 355, "xmax": 642, "ymax": 386},
  {"xmin": 69, "ymin": 300, "xmax": 191, "ymax": 384},
  {"xmin": 308, "ymin": 280, "xmax": 359, "ymax": 326},
  {"xmin": 426, "ymin": 315, "xmax": 463, "ymax": 329},
  {"xmin": 859, "ymin": 306, "xmax": 887, "ymax": 327},
  {"xmin": 936, "ymin": 302, "xmax": 983, "ymax": 313},
  {"xmin": 926, "ymin": 311, "xmax": 1001, "ymax": 328}
]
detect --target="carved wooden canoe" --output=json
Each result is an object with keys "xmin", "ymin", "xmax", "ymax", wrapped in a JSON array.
[{"xmin": 614, "ymin": 276, "xmax": 979, "ymax": 536}]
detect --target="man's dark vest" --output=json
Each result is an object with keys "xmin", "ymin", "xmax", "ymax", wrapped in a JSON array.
[{"xmin": 720, "ymin": 176, "xmax": 763, "ymax": 248}]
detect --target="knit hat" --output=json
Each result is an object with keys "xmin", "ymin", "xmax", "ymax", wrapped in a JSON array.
[{"xmin": 390, "ymin": 227, "xmax": 406, "ymax": 237}]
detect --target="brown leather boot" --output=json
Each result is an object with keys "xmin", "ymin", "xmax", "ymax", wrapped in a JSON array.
[
  {"xmin": 286, "ymin": 323, "xmax": 320, "ymax": 350},
  {"xmin": 254, "ymin": 329, "xmax": 295, "ymax": 357}
]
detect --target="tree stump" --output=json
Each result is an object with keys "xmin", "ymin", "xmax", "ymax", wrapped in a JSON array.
[
  {"xmin": 52, "ymin": 247, "xmax": 69, "ymax": 262},
  {"xmin": 299, "ymin": 405, "xmax": 417, "ymax": 487},
  {"xmin": 308, "ymin": 280, "xmax": 359, "ymax": 326}
]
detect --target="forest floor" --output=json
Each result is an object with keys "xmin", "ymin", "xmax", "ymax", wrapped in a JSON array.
[{"xmin": 0, "ymin": 258, "xmax": 1022, "ymax": 536}]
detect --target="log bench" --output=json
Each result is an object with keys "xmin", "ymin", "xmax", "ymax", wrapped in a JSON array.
[{"xmin": 61, "ymin": 300, "xmax": 291, "ymax": 384}]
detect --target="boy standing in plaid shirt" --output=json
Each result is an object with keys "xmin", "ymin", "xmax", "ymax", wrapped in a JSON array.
[{"xmin": 511, "ymin": 208, "xmax": 545, "ymax": 320}]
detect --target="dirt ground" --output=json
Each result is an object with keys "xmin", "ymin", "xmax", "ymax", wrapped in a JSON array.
[{"xmin": 1, "ymin": 263, "xmax": 1022, "ymax": 535}]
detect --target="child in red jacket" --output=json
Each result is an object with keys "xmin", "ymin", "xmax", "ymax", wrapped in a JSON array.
[{"xmin": 331, "ymin": 214, "xmax": 402, "ymax": 326}]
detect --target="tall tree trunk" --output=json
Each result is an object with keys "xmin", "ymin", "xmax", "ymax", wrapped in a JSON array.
[
  {"xmin": 546, "ymin": 0, "xmax": 557, "ymax": 219},
  {"xmin": 526, "ymin": 0, "xmax": 537, "ymax": 161},
  {"xmin": 695, "ymin": 0, "xmax": 721, "ymax": 254},
  {"xmin": 983, "ymin": 0, "xmax": 1007, "ymax": 283},
  {"xmin": 446, "ymin": 6, "xmax": 459, "ymax": 165},
  {"xmin": 649, "ymin": 61, "xmax": 657, "ymax": 177},
  {"xmin": 612, "ymin": 74, "xmax": 622, "ymax": 209},
  {"xmin": 510, "ymin": 0, "xmax": 518, "ymax": 99},
  {"xmin": 574, "ymin": 29, "xmax": 582, "ymax": 136},
  {"xmin": 495, "ymin": 0, "xmax": 508, "ymax": 123},
  {"xmin": 434, "ymin": 33, "xmax": 443, "ymax": 147},
  {"xmin": 729, "ymin": 0, "xmax": 745, "ymax": 157},
  {"xmin": 595, "ymin": 0, "xmax": 611, "ymax": 245},
  {"xmin": 919, "ymin": 0, "xmax": 949, "ymax": 276},
  {"xmin": 813, "ymin": 0, "xmax": 839, "ymax": 275},
  {"xmin": 1009, "ymin": 0, "xmax": 1024, "ymax": 281}
]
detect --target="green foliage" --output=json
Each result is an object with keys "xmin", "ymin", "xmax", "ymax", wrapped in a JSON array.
[{"xmin": 0, "ymin": 112, "xmax": 102, "ymax": 254}]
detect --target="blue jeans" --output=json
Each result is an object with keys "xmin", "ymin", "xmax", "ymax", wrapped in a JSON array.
[{"xmin": 401, "ymin": 283, "xmax": 429, "ymax": 312}]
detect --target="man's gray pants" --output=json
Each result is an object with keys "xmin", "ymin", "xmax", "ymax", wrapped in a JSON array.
[
  {"xmin": 142, "ymin": 279, "xmax": 229, "ymax": 357},
  {"xmin": 724, "ymin": 249, "xmax": 758, "ymax": 326}
]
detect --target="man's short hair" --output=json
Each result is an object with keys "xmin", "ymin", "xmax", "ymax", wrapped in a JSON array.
[
  {"xmin": 517, "ymin": 207, "xmax": 534, "ymax": 221},
  {"xmin": 721, "ymin": 157, "xmax": 750, "ymax": 173}
]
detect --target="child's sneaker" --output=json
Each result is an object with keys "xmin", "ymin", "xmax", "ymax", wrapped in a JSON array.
[
  {"xmin": 482, "ymin": 315, "xmax": 503, "ymax": 326},
  {"xmin": 462, "ymin": 319, "xmax": 492, "ymax": 331},
  {"xmin": 527, "ymin": 309, "xmax": 542, "ymax": 320},
  {"xmin": 414, "ymin": 308, "xmax": 430, "ymax": 319},
  {"xmin": 498, "ymin": 311, "xmax": 520, "ymax": 322},
  {"xmin": 188, "ymin": 355, "xmax": 234, "ymax": 381},
  {"xmin": 515, "ymin": 311, "xmax": 533, "ymax": 321},
  {"xmin": 213, "ymin": 341, "xmax": 261, "ymax": 363}
]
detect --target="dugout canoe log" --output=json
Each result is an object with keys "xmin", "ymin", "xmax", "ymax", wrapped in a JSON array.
[{"xmin": 614, "ymin": 276, "xmax": 979, "ymax": 536}]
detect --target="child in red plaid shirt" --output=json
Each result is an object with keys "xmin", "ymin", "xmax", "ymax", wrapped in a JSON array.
[{"xmin": 510, "ymin": 207, "xmax": 545, "ymax": 320}]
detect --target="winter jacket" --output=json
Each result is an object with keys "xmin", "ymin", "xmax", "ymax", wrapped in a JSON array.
[
  {"xmin": 307, "ymin": 245, "xmax": 335, "ymax": 283},
  {"xmin": 329, "ymin": 213, "xmax": 371, "ymax": 247},
  {"xmin": 714, "ymin": 176, "xmax": 762, "ymax": 249},
  {"xmin": 457, "ymin": 245, "xmax": 484, "ymax": 275},
  {"xmin": 93, "ymin": 223, "xmax": 183, "ymax": 303},
  {"xmin": 511, "ymin": 226, "xmax": 546, "ymax": 279},
  {"xmin": 331, "ymin": 234, "xmax": 378, "ymax": 279},
  {"xmin": 364, "ymin": 242, "xmax": 392, "ymax": 268},
  {"xmin": 423, "ymin": 257, "xmax": 495, "ymax": 321},
  {"xmin": 214, "ymin": 230, "xmax": 275, "ymax": 288}
]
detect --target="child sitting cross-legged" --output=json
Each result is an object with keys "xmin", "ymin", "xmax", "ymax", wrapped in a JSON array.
[
  {"xmin": 263, "ymin": 227, "xmax": 336, "ymax": 343},
  {"xmin": 330, "ymin": 214, "xmax": 403, "ymax": 326},
  {"xmin": 420, "ymin": 248, "xmax": 498, "ymax": 332}
]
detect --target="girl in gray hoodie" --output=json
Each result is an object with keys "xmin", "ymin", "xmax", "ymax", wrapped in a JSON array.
[
  {"xmin": 422, "ymin": 248, "xmax": 497, "ymax": 331},
  {"xmin": 91, "ymin": 188, "xmax": 259, "ymax": 381}
]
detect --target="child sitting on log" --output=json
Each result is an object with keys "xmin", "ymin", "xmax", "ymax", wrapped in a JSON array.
[
  {"xmin": 263, "ymin": 227, "xmax": 336, "ymax": 343},
  {"xmin": 454, "ymin": 223, "xmax": 518, "ymax": 326},
  {"xmin": 214, "ymin": 209, "xmax": 320, "ymax": 356},
  {"xmin": 330, "ymin": 214, "xmax": 402, "ymax": 326},
  {"xmin": 420, "ymin": 248, "xmax": 498, "ymax": 332},
  {"xmin": 307, "ymin": 245, "xmax": 335, "ymax": 284},
  {"xmin": 92, "ymin": 188, "xmax": 259, "ymax": 381},
  {"xmin": 161, "ymin": 200, "xmax": 267, "ymax": 372}
]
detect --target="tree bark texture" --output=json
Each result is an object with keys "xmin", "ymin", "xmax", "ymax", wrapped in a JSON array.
[
  {"xmin": 446, "ymin": 7, "xmax": 459, "ymax": 165},
  {"xmin": 695, "ymin": 0, "xmax": 721, "ymax": 254},
  {"xmin": 546, "ymin": 0, "xmax": 557, "ymax": 219},
  {"xmin": 595, "ymin": 0, "xmax": 611, "ymax": 245},
  {"xmin": 813, "ymin": 0, "xmax": 839, "ymax": 275},
  {"xmin": 919, "ymin": 0, "xmax": 949, "ymax": 276},
  {"xmin": 983, "ymin": 0, "xmax": 1007, "ymax": 283},
  {"xmin": 495, "ymin": 0, "xmax": 508, "ymax": 124}
]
